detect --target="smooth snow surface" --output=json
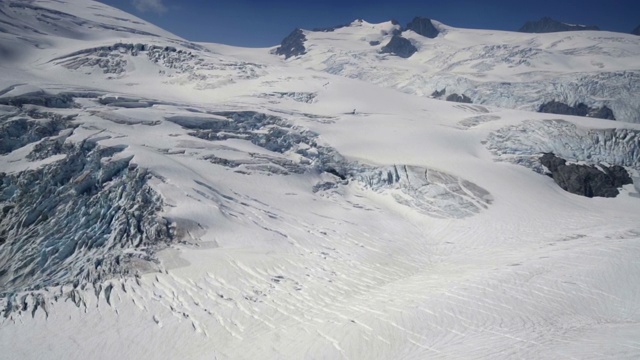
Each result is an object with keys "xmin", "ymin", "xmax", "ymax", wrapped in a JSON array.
[{"xmin": 1, "ymin": 1, "xmax": 640, "ymax": 359}]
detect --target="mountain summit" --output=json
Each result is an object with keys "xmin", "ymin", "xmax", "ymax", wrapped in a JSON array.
[
  {"xmin": 519, "ymin": 17, "xmax": 600, "ymax": 33},
  {"xmin": 404, "ymin": 17, "xmax": 439, "ymax": 38}
]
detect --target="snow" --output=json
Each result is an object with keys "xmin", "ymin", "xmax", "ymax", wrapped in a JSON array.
[
  {"xmin": 287, "ymin": 20, "xmax": 640, "ymax": 123},
  {"xmin": 1, "ymin": 1, "xmax": 640, "ymax": 359}
]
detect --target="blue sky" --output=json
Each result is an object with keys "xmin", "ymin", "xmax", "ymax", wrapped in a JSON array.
[{"xmin": 100, "ymin": 0, "xmax": 640, "ymax": 47}]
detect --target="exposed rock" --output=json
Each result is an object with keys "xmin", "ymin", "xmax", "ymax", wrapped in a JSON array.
[
  {"xmin": 405, "ymin": 17, "xmax": 439, "ymax": 39},
  {"xmin": 588, "ymin": 106, "xmax": 616, "ymax": 120},
  {"xmin": 538, "ymin": 100, "xmax": 615, "ymax": 120},
  {"xmin": 369, "ymin": 40, "xmax": 380, "ymax": 46},
  {"xmin": 389, "ymin": 19, "xmax": 402, "ymax": 35},
  {"xmin": 431, "ymin": 89, "xmax": 446, "ymax": 98},
  {"xmin": 381, "ymin": 35, "xmax": 417, "ymax": 58},
  {"xmin": 519, "ymin": 17, "xmax": 600, "ymax": 33},
  {"xmin": 539, "ymin": 153, "xmax": 632, "ymax": 198},
  {"xmin": 539, "ymin": 101, "xmax": 588, "ymax": 116},
  {"xmin": 632, "ymin": 25, "xmax": 640, "ymax": 36},
  {"xmin": 275, "ymin": 29, "xmax": 306, "ymax": 59},
  {"xmin": 446, "ymin": 93, "xmax": 472, "ymax": 103}
]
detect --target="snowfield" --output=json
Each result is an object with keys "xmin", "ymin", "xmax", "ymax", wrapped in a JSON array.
[
  {"xmin": 287, "ymin": 19, "xmax": 640, "ymax": 123},
  {"xmin": 1, "ymin": 1, "xmax": 640, "ymax": 359}
]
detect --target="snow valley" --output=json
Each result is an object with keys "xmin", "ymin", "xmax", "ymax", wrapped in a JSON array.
[{"xmin": 1, "ymin": 1, "xmax": 640, "ymax": 359}]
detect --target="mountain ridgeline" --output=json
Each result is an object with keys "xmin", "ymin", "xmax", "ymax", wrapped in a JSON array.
[
  {"xmin": 275, "ymin": 17, "xmax": 439, "ymax": 59},
  {"xmin": 518, "ymin": 17, "xmax": 600, "ymax": 33},
  {"xmin": 273, "ymin": 16, "xmax": 640, "ymax": 124}
]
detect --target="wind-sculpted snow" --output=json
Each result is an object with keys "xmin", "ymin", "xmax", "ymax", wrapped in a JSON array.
[
  {"xmin": 486, "ymin": 119, "xmax": 640, "ymax": 172},
  {"xmin": 170, "ymin": 111, "xmax": 492, "ymax": 218},
  {"xmin": 0, "ymin": 141, "xmax": 172, "ymax": 315}
]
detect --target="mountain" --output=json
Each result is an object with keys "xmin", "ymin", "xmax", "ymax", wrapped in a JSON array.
[
  {"xmin": 633, "ymin": 25, "xmax": 640, "ymax": 35},
  {"xmin": 405, "ymin": 17, "xmax": 440, "ymax": 38},
  {"xmin": 1, "ymin": 2, "xmax": 640, "ymax": 359},
  {"xmin": 519, "ymin": 17, "xmax": 600, "ymax": 33},
  {"xmin": 275, "ymin": 19, "xmax": 640, "ymax": 123}
]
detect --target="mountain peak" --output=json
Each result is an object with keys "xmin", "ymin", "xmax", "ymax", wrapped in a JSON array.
[
  {"xmin": 380, "ymin": 35, "xmax": 417, "ymax": 58},
  {"xmin": 518, "ymin": 17, "xmax": 600, "ymax": 33},
  {"xmin": 404, "ymin": 17, "xmax": 439, "ymax": 39},
  {"xmin": 274, "ymin": 28, "xmax": 306, "ymax": 59},
  {"xmin": 633, "ymin": 25, "xmax": 640, "ymax": 35}
]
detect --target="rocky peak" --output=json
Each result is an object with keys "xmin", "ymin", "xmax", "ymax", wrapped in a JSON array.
[
  {"xmin": 275, "ymin": 28, "xmax": 306, "ymax": 59},
  {"xmin": 381, "ymin": 35, "xmax": 417, "ymax": 58},
  {"xmin": 404, "ymin": 17, "xmax": 439, "ymax": 39},
  {"xmin": 519, "ymin": 17, "xmax": 600, "ymax": 33}
]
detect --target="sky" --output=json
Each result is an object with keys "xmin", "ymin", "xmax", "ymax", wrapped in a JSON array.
[{"xmin": 100, "ymin": 0, "xmax": 640, "ymax": 47}]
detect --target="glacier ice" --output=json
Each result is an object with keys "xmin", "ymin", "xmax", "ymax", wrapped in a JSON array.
[
  {"xmin": 170, "ymin": 110, "xmax": 493, "ymax": 218},
  {"xmin": 0, "ymin": 141, "xmax": 172, "ymax": 311},
  {"xmin": 486, "ymin": 119, "xmax": 640, "ymax": 172}
]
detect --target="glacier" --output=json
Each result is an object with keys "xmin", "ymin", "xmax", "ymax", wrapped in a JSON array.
[
  {"xmin": 0, "ymin": 1, "xmax": 639, "ymax": 359},
  {"xmin": 284, "ymin": 20, "xmax": 640, "ymax": 123}
]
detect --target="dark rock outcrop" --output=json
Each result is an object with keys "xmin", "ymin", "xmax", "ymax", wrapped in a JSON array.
[
  {"xmin": 405, "ymin": 17, "xmax": 439, "ymax": 38},
  {"xmin": 381, "ymin": 35, "xmax": 417, "ymax": 58},
  {"xmin": 632, "ymin": 25, "xmax": 640, "ymax": 36},
  {"xmin": 275, "ymin": 29, "xmax": 306, "ymax": 59},
  {"xmin": 538, "ymin": 101, "xmax": 615, "ymax": 120},
  {"xmin": 519, "ymin": 17, "xmax": 600, "ymax": 33},
  {"xmin": 369, "ymin": 40, "xmax": 380, "ymax": 46},
  {"xmin": 540, "ymin": 153, "xmax": 632, "ymax": 198},
  {"xmin": 431, "ymin": 89, "xmax": 446, "ymax": 98},
  {"xmin": 588, "ymin": 106, "xmax": 616, "ymax": 120},
  {"xmin": 446, "ymin": 93, "xmax": 472, "ymax": 103}
]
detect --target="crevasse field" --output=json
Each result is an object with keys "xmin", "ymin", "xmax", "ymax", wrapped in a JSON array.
[{"xmin": 1, "ymin": 1, "xmax": 640, "ymax": 359}]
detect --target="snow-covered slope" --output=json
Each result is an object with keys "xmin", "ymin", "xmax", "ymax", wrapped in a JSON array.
[
  {"xmin": 279, "ymin": 19, "xmax": 640, "ymax": 123},
  {"xmin": 1, "ymin": 1, "xmax": 640, "ymax": 359}
]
